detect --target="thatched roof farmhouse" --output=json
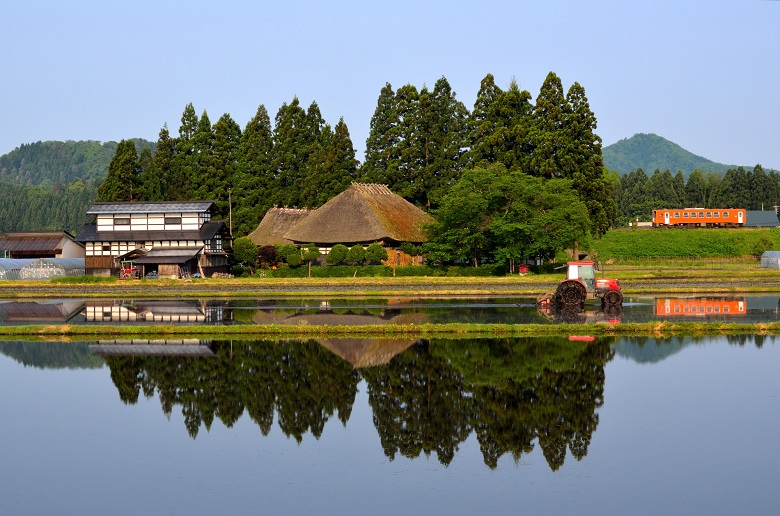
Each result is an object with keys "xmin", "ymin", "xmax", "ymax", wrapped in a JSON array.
[
  {"xmin": 282, "ymin": 183, "xmax": 432, "ymax": 247},
  {"xmin": 248, "ymin": 207, "xmax": 312, "ymax": 246}
]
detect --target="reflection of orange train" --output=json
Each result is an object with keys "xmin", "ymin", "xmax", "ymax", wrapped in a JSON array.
[
  {"xmin": 655, "ymin": 298, "xmax": 746, "ymax": 316},
  {"xmin": 652, "ymin": 208, "xmax": 746, "ymax": 227}
]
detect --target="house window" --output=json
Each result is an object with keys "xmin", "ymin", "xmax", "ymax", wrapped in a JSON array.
[
  {"xmin": 102, "ymin": 245, "xmax": 111, "ymax": 252},
  {"xmin": 165, "ymin": 217, "xmax": 182, "ymax": 225},
  {"xmin": 114, "ymin": 217, "xmax": 131, "ymax": 225}
]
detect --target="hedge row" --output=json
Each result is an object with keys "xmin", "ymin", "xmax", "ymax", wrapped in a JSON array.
[{"xmin": 255, "ymin": 264, "xmax": 509, "ymax": 278}]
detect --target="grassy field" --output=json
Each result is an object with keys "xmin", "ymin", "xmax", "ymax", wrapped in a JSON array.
[
  {"xmin": 2, "ymin": 258, "xmax": 780, "ymax": 298},
  {"xmin": 3, "ymin": 320, "xmax": 780, "ymax": 340}
]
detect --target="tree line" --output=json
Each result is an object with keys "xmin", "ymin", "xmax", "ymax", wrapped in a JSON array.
[
  {"xmin": 97, "ymin": 72, "xmax": 615, "ymax": 244},
  {"xmin": 612, "ymin": 165, "xmax": 780, "ymax": 225}
]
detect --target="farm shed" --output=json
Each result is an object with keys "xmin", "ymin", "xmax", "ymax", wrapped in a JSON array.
[{"xmin": 760, "ymin": 250, "xmax": 780, "ymax": 268}]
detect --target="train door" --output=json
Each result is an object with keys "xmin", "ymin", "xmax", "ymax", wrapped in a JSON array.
[
  {"xmin": 664, "ymin": 212, "xmax": 670, "ymax": 225},
  {"xmin": 738, "ymin": 211, "xmax": 744, "ymax": 224}
]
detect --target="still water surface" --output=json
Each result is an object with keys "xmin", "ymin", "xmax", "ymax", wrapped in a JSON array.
[
  {"xmin": 1, "ymin": 335, "xmax": 778, "ymax": 515},
  {"xmin": 2, "ymin": 294, "xmax": 780, "ymax": 325}
]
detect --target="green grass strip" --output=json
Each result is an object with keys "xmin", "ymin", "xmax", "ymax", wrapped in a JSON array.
[{"xmin": 3, "ymin": 321, "xmax": 780, "ymax": 340}]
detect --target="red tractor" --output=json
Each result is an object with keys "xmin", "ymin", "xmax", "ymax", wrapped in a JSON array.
[{"xmin": 539, "ymin": 260, "xmax": 623, "ymax": 308}]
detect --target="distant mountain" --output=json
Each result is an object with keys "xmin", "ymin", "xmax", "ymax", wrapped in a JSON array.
[
  {"xmin": 0, "ymin": 139, "xmax": 154, "ymax": 187},
  {"xmin": 603, "ymin": 133, "xmax": 735, "ymax": 177}
]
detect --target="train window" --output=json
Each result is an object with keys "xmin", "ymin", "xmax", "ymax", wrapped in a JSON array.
[
  {"xmin": 683, "ymin": 212, "xmax": 689, "ymax": 218},
  {"xmin": 714, "ymin": 211, "xmax": 720, "ymax": 217},
  {"xmin": 674, "ymin": 212, "xmax": 680, "ymax": 218},
  {"xmin": 698, "ymin": 212, "xmax": 705, "ymax": 218},
  {"xmin": 723, "ymin": 211, "xmax": 729, "ymax": 217},
  {"xmin": 724, "ymin": 306, "xmax": 730, "ymax": 312},
  {"xmin": 706, "ymin": 212, "xmax": 712, "ymax": 217}
]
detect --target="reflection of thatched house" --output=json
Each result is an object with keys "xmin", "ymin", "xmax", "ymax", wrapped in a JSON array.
[
  {"xmin": 268, "ymin": 183, "xmax": 432, "ymax": 266},
  {"xmin": 318, "ymin": 338, "xmax": 417, "ymax": 368},
  {"xmin": 248, "ymin": 207, "xmax": 312, "ymax": 247}
]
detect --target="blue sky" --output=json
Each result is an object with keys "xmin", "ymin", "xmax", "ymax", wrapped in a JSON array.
[{"xmin": 3, "ymin": 1, "xmax": 779, "ymax": 169}]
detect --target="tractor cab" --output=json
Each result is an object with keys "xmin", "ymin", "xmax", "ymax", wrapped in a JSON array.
[{"xmin": 567, "ymin": 261, "xmax": 596, "ymax": 294}]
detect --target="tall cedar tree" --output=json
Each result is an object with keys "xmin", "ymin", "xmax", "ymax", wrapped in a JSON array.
[
  {"xmin": 97, "ymin": 139, "xmax": 140, "ymax": 202},
  {"xmin": 313, "ymin": 117, "xmax": 359, "ymax": 206},
  {"xmin": 564, "ymin": 81, "xmax": 616, "ymax": 235},
  {"xmin": 362, "ymin": 83, "xmax": 398, "ymax": 184},
  {"xmin": 199, "ymin": 113, "xmax": 242, "ymax": 223},
  {"xmin": 467, "ymin": 74, "xmax": 533, "ymax": 171},
  {"xmin": 530, "ymin": 72, "xmax": 569, "ymax": 179},
  {"xmin": 270, "ymin": 97, "xmax": 310, "ymax": 208},
  {"xmin": 234, "ymin": 105, "xmax": 274, "ymax": 236},
  {"xmin": 172, "ymin": 103, "xmax": 200, "ymax": 200},
  {"xmin": 190, "ymin": 110, "xmax": 214, "ymax": 198}
]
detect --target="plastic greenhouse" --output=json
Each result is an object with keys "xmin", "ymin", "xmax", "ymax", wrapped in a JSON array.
[
  {"xmin": 760, "ymin": 251, "xmax": 780, "ymax": 269},
  {"xmin": 0, "ymin": 258, "xmax": 85, "ymax": 280}
]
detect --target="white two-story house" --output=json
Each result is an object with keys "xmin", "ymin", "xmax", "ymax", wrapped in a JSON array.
[{"xmin": 75, "ymin": 201, "xmax": 231, "ymax": 278}]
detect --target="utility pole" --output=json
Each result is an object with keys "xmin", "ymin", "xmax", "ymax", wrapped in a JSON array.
[{"xmin": 228, "ymin": 188, "xmax": 233, "ymax": 237}]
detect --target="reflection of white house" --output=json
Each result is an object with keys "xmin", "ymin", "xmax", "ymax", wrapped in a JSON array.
[
  {"xmin": 83, "ymin": 300, "xmax": 225, "ymax": 323},
  {"xmin": 75, "ymin": 201, "xmax": 230, "ymax": 278}
]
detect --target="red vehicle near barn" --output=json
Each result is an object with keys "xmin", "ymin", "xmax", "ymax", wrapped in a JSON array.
[{"xmin": 652, "ymin": 208, "xmax": 746, "ymax": 228}]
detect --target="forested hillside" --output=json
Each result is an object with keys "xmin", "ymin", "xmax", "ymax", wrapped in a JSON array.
[
  {"xmin": 0, "ymin": 180, "xmax": 98, "ymax": 234},
  {"xmin": 0, "ymin": 139, "xmax": 154, "ymax": 186},
  {"xmin": 603, "ymin": 133, "xmax": 732, "ymax": 177}
]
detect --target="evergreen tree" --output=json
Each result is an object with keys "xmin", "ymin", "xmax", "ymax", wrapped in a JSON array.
[
  {"xmin": 685, "ymin": 169, "xmax": 708, "ymax": 207},
  {"xmin": 530, "ymin": 72, "xmax": 569, "ymax": 179},
  {"xmin": 97, "ymin": 139, "xmax": 140, "ymax": 202},
  {"xmin": 563, "ymin": 81, "xmax": 616, "ymax": 235},
  {"xmin": 467, "ymin": 74, "xmax": 502, "ymax": 165},
  {"xmin": 200, "ymin": 113, "xmax": 242, "ymax": 222},
  {"xmin": 270, "ymin": 97, "xmax": 309, "ymax": 208},
  {"xmin": 314, "ymin": 117, "xmax": 359, "ymax": 206},
  {"xmin": 673, "ymin": 170, "xmax": 687, "ymax": 207},
  {"xmin": 362, "ymin": 83, "xmax": 399, "ymax": 184},
  {"xmin": 173, "ymin": 103, "xmax": 200, "ymax": 200},
  {"xmin": 234, "ymin": 105, "xmax": 274, "ymax": 236},
  {"xmin": 190, "ymin": 110, "xmax": 214, "ymax": 198}
]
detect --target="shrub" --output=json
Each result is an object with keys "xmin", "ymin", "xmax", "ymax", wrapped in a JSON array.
[
  {"xmin": 327, "ymin": 244, "xmax": 349, "ymax": 265},
  {"xmin": 366, "ymin": 242, "xmax": 389, "ymax": 263},
  {"xmin": 346, "ymin": 245, "xmax": 366, "ymax": 265}
]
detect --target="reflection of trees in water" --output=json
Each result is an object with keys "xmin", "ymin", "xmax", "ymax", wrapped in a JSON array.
[
  {"xmin": 365, "ymin": 337, "xmax": 614, "ymax": 470},
  {"xmin": 104, "ymin": 340, "xmax": 359, "ymax": 440},
  {"xmin": 104, "ymin": 336, "xmax": 614, "ymax": 470}
]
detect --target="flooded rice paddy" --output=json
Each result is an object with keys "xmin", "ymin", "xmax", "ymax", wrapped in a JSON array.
[
  {"xmin": 1, "ymin": 333, "xmax": 778, "ymax": 514},
  {"xmin": 2, "ymin": 294, "xmax": 780, "ymax": 326}
]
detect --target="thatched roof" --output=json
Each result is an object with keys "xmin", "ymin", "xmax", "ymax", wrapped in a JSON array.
[
  {"xmin": 283, "ymin": 183, "xmax": 432, "ymax": 245},
  {"xmin": 248, "ymin": 208, "xmax": 312, "ymax": 246}
]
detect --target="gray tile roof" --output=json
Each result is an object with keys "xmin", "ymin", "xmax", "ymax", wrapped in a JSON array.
[
  {"xmin": 86, "ymin": 201, "xmax": 217, "ymax": 215},
  {"xmin": 74, "ymin": 221, "xmax": 227, "ymax": 243}
]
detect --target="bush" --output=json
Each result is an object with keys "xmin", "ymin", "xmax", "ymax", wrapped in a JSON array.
[
  {"xmin": 366, "ymin": 242, "xmax": 389, "ymax": 263},
  {"xmin": 50, "ymin": 275, "xmax": 117, "ymax": 284},
  {"xmin": 258, "ymin": 245, "xmax": 278, "ymax": 267},
  {"xmin": 327, "ymin": 244, "xmax": 349, "ymax": 265},
  {"xmin": 347, "ymin": 245, "xmax": 366, "ymax": 265}
]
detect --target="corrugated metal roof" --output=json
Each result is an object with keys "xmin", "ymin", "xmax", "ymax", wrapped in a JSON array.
[
  {"xmin": 86, "ymin": 201, "xmax": 216, "ymax": 215},
  {"xmin": 0, "ymin": 232, "xmax": 75, "ymax": 253},
  {"xmin": 133, "ymin": 247, "xmax": 202, "ymax": 264}
]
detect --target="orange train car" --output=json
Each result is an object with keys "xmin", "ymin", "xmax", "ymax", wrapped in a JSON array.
[
  {"xmin": 652, "ymin": 208, "xmax": 746, "ymax": 227},
  {"xmin": 655, "ymin": 297, "xmax": 746, "ymax": 316}
]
